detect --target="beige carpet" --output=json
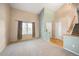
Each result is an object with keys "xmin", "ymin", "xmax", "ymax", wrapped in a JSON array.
[{"xmin": 0, "ymin": 39, "xmax": 76, "ymax": 56}]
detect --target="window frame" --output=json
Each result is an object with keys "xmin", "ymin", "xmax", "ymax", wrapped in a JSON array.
[{"xmin": 22, "ymin": 22, "xmax": 32, "ymax": 35}]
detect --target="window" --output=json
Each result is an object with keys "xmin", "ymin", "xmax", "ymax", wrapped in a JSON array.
[{"xmin": 22, "ymin": 22, "xmax": 32, "ymax": 35}]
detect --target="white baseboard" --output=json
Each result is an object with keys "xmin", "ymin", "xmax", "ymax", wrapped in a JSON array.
[{"xmin": 64, "ymin": 48, "xmax": 79, "ymax": 56}]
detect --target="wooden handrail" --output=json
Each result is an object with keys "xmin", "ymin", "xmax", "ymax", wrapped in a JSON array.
[{"xmin": 67, "ymin": 16, "xmax": 76, "ymax": 33}]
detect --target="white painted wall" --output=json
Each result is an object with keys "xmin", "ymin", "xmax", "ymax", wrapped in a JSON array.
[
  {"xmin": 55, "ymin": 21, "xmax": 62, "ymax": 39},
  {"xmin": 0, "ymin": 4, "xmax": 10, "ymax": 52}
]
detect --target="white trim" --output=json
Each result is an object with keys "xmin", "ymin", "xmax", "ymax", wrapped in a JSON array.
[{"xmin": 64, "ymin": 48, "xmax": 79, "ymax": 56}]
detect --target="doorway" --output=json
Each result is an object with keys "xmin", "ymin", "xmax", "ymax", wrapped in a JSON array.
[{"xmin": 55, "ymin": 21, "xmax": 62, "ymax": 39}]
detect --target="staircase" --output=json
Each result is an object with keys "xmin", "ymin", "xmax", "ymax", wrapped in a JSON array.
[
  {"xmin": 67, "ymin": 16, "xmax": 76, "ymax": 34},
  {"xmin": 50, "ymin": 38, "xmax": 63, "ymax": 48}
]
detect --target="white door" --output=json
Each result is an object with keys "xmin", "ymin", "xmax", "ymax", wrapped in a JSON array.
[{"xmin": 55, "ymin": 21, "xmax": 62, "ymax": 39}]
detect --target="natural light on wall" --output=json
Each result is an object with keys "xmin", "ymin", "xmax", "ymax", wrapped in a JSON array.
[
  {"xmin": 55, "ymin": 21, "xmax": 62, "ymax": 39},
  {"xmin": 58, "ymin": 22, "xmax": 62, "ymax": 36}
]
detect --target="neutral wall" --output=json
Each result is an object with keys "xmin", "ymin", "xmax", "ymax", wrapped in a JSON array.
[
  {"xmin": 39, "ymin": 8, "xmax": 55, "ymax": 41},
  {"xmin": 0, "ymin": 4, "xmax": 10, "ymax": 52},
  {"xmin": 44, "ymin": 8, "xmax": 55, "ymax": 39},
  {"xmin": 10, "ymin": 8, "xmax": 39, "ymax": 42},
  {"xmin": 5, "ymin": 4, "xmax": 11, "ymax": 43}
]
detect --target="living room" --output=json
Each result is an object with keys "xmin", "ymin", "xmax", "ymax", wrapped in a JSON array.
[{"xmin": 0, "ymin": 3, "xmax": 79, "ymax": 56}]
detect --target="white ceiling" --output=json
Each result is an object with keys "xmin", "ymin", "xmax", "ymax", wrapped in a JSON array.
[{"xmin": 10, "ymin": 3, "xmax": 64, "ymax": 14}]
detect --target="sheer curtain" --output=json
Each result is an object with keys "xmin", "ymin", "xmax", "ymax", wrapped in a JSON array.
[{"xmin": 22, "ymin": 22, "xmax": 32, "ymax": 35}]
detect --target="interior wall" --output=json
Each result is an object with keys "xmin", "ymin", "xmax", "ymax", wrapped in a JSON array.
[
  {"xmin": 0, "ymin": 4, "xmax": 10, "ymax": 52},
  {"xmin": 55, "ymin": 3, "xmax": 78, "ymax": 39},
  {"xmin": 5, "ymin": 4, "xmax": 11, "ymax": 43},
  {"xmin": 39, "ymin": 8, "xmax": 55, "ymax": 41},
  {"xmin": 44, "ymin": 8, "xmax": 55, "ymax": 39},
  {"xmin": 10, "ymin": 8, "xmax": 39, "ymax": 42},
  {"xmin": 39, "ymin": 9, "xmax": 44, "ymax": 38}
]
